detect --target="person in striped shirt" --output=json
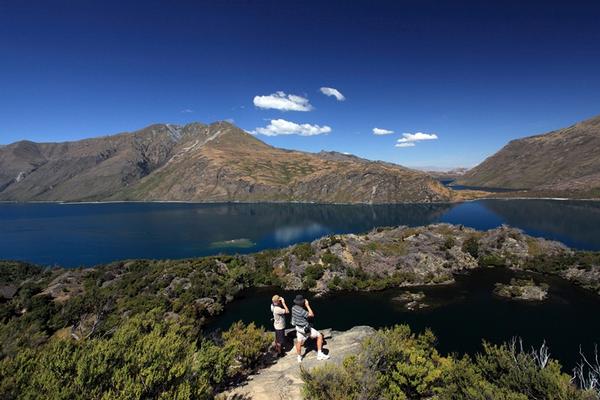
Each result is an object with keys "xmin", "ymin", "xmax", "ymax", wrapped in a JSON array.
[{"xmin": 291, "ymin": 294, "xmax": 330, "ymax": 363}]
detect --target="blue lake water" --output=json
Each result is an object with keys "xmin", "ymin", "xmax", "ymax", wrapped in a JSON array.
[{"xmin": 1, "ymin": 199, "xmax": 600, "ymax": 267}]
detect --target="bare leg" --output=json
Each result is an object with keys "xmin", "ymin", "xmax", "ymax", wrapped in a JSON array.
[
  {"xmin": 317, "ymin": 334, "xmax": 323, "ymax": 352},
  {"xmin": 296, "ymin": 339, "xmax": 303, "ymax": 355}
]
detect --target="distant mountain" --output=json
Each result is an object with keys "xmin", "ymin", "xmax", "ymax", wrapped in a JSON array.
[
  {"xmin": 455, "ymin": 114, "xmax": 600, "ymax": 196},
  {"xmin": 0, "ymin": 122, "xmax": 455, "ymax": 203},
  {"xmin": 423, "ymin": 167, "xmax": 470, "ymax": 181}
]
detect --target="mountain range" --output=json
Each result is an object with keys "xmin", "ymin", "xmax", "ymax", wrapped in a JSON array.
[
  {"xmin": 456, "ymin": 114, "xmax": 600, "ymax": 197},
  {"xmin": 0, "ymin": 122, "xmax": 455, "ymax": 203}
]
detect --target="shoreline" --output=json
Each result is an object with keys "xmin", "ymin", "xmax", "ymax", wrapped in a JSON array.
[{"xmin": 1, "ymin": 195, "xmax": 600, "ymax": 206}]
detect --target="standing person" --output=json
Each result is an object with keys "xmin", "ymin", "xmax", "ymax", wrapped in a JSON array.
[
  {"xmin": 291, "ymin": 294, "xmax": 330, "ymax": 363},
  {"xmin": 271, "ymin": 294, "xmax": 289, "ymax": 356}
]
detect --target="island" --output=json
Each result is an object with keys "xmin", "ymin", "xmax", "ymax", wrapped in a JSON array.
[{"xmin": 494, "ymin": 278, "xmax": 549, "ymax": 301}]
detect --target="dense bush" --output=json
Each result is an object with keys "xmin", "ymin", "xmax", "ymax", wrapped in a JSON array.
[
  {"xmin": 221, "ymin": 321, "xmax": 271, "ymax": 376},
  {"xmin": 0, "ymin": 260, "xmax": 47, "ymax": 287},
  {"xmin": 0, "ymin": 311, "xmax": 270, "ymax": 400},
  {"xmin": 302, "ymin": 325, "xmax": 452, "ymax": 400},
  {"xmin": 302, "ymin": 325, "xmax": 598, "ymax": 400}
]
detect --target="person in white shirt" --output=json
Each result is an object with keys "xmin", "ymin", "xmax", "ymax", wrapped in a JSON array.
[{"xmin": 270, "ymin": 294, "xmax": 289, "ymax": 356}]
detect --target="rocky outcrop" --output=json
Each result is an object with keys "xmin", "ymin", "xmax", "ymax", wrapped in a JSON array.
[
  {"xmin": 273, "ymin": 223, "xmax": 570, "ymax": 295},
  {"xmin": 0, "ymin": 122, "xmax": 455, "ymax": 204},
  {"xmin": 393, "ymin": 291, "xmax": 429, "ymax": 310},
  {"xmin": 494, "ymin": 278, "xmax": 549, "ymax": 301},
  {"xmin": 223, "ymin": 326, "xmax": 375, "ymax": 400},
  {"xmin": 40, "ymin": 270, "xmax": 91, "ymax": 303}
]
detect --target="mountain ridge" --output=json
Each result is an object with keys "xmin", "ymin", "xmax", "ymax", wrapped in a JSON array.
[
  {"xmin": 0, "ymin": 121, "xmax": 456, "ymax": 203},
  {"xmin": 455, "ymin": 114, "xmax": 600, "ymax": 196}
]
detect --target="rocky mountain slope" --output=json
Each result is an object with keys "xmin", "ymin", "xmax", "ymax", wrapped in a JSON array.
[
  {"xmin": 0, "ymin": 122, "xmax": 454, "ymax": 203},
  {"xmin": 455, "ymin": 114, "xmax": 600, "ymax": 195}
]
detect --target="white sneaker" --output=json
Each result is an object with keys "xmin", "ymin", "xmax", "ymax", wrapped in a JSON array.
[
  {"xmin": 317, "ymin": 352, "xmax": 330, "ymax": 360},
  {"xmin": 297, "ymin": 355, "xmax": 303, "ymax": 363}
]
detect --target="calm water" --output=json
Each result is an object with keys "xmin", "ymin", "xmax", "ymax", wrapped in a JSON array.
[
  {"xmin": 440, "ymin": 179, "xmax": 517, "ymax": 193},
  {"xmin": 210, "ymin": 268, "xmax": 600, "ymax": 371},
  {"xmin": 1, "ymin": 199, "xmax": 600, "ymax": 267}
]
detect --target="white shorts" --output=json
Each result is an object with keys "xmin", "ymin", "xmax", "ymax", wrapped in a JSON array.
[{"xmin": 296, "ymin": 326, "xmax": 321, "ymax": 342}]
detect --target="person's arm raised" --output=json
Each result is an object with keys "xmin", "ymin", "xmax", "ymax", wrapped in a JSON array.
[
  {"xmin": 305, "ymin": 299, "xmax": 315, "ymax": 317},
  {"xmin": 281, "ymin": 298, "xmax": 289, "ymax": 314}
]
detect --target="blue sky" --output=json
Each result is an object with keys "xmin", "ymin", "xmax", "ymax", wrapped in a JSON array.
[{"xmin": 1, "ymin": 1, "xmax": 600, "ymax": 168}]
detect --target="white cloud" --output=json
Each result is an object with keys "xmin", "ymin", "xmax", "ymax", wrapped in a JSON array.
[
  {"xmin": 320, "ymin": 87, "xmax": 345, "ymax": 101},
  {"xmin": 397, "ymin": 132, "xmax": 438, "ymax": 143},
  {"xmin": 253, "ymin": 91, "xmax": 313, "ymax": 111},
  {"xmin": 180, "ymin": 108, "xmax": 194, "ymax": 113},
  {"xmin": 251, "ymin": 118, "xmax": 331, "ymax": 136},
  {"xmin": 395, "ymin": 132, "xmax": 438, "ymax": 149},
  {"xmin": 373, "ymin": 127, "xmax": 394, "ymax": 135}
]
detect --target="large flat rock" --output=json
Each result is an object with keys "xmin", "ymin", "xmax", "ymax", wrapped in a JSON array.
[{"xmin": 223, "ymin": 326, "xmax": 375, "ymax": 400}]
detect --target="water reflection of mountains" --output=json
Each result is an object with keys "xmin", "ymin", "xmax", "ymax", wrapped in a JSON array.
[
  {"xmin": 188, "ymin": 202, "xmax": 454, "ymax": 244},
  {"xmin": 482, "ymin": 200, "xmax": 600, "ymax": 250},
  {"xmin": 3, "ymin": 200, "xmax": 600, "ymax": 267}
]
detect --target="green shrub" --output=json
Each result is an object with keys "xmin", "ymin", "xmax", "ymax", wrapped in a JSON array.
[
  {"xmin": 475, "ymin": 341, "xmax": 583, "ymax": 400},
  {"xmin": 440, "ymin": 356, "xmax": 528, "ymax": 400},
  {"xmin": 443, "ymin": 236, "xmax": 456, "ymax": 250},
  {"xmin": 480, "ymin": 254, "xmax": 506, "ymax": 267},
  {"xmin": 462, "ymin": 236, "xmax": 480, "ymax": 258},
  {"xmin": 303, "ymin": 265, "xmax": 325, "ymax": 289},
  {"xmin": 0, "ymin": 312, "xmax": 270, "ymax": 400},
  {"xmin": 301, "ymin": 362, "xmax": 358, "ymax": 400},
  {"xmin": 222, "ymin": 321, "xmax": 271, "ymax": 376},
  {"xmin": 292, "ymin": 243, "xmax": 314, "ymax": 261},
  {"xmin": 0, "ymin": 311, "xmax": 213, "ymax": 399},
  {"xmin": 302, "ymin": 325, "xmax": 452, "ymax": 400},
  {"xmin": 252, "ymin": 250, "xmax": 282, "ymax": 285},
  {"xmin": 321, "ymin": 250, "xmax": 343, "ymax": 269}
]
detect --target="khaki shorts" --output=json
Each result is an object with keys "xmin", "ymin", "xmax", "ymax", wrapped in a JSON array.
[{"xmin": 296, "ymin": 326, "xmax": 320, "ymax": 342}]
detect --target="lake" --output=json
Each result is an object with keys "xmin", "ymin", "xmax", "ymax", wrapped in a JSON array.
[
  {"xmin": 210, "ymin": 267, "xmax": 600, "ymax": 371},
  {"xmin": 1, "ymin": 199, "xmax": 600, "ymax": 267}
]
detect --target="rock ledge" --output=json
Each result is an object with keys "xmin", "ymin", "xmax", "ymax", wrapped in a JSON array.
[{"xmin": 223, "ymin": 326, "xmax": 375, "ymax": 400}]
